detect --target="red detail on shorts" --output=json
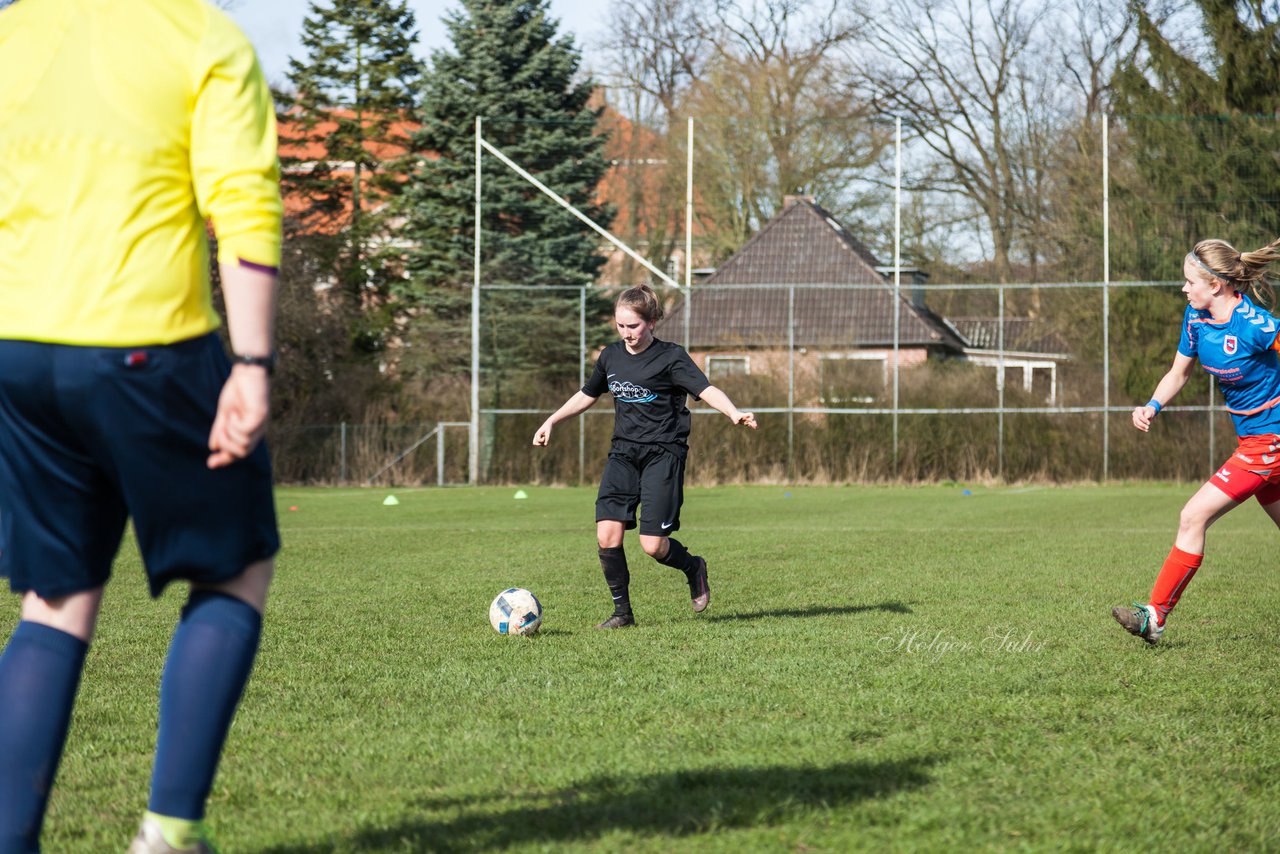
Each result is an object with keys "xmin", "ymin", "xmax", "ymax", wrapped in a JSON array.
[
  {"xmin": 1232, "ymin": 434, "xmax": 1280, "ymax": 470},
  {"xmin": 124, "ymin": 351, "xmax": 148, "ymax": 367},
  {"xmin": 1210, "ymin": 450, "xmax": 1280, "ymax": 503}
]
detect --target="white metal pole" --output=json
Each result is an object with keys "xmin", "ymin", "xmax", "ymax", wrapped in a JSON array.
[
  {"xmin": 998, "ymin": 286, "xmax": 1005, "ymax": 479},
  {"xmin": 892, "ymin": 117, "xmax": 902, "ymax": 476},
  {"xmin": 471, "ymin": 116, "xmax": 482, "ymax": 485},
  {"xmin": 686, "ymin": 116, "xmax": 694, "ymax": 291},
  {"xmin": 1208, "ymin": 381, "xmax": 1215, "ymax": 474},
  {"xmin": 579, "ymin": 286, "xmax": 587, "ymax": 484},
  {"xmin": 788, "ymin": 285, "xmax": 795, "ymax": 479},
  {"xmin": 437, "ymin": 425, "xmax": 445, "ymax": 487},
  {"xmin": 684, "ymin": 116, "xmax": 693, "ymax": 350},
  {"xmin": 1102, "ymin": 114, "xmax": 1111, "ymax": 482}
]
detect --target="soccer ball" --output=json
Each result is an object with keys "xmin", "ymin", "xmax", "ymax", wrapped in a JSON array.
[{"xmin": 489, "ymin": 587, "xmax": 543, "ymax": 636}]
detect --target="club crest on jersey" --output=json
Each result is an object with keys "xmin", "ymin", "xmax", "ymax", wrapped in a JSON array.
[{"xmin": 1224, "ymin": 335, "xmax": 1237, "ymax": 355}]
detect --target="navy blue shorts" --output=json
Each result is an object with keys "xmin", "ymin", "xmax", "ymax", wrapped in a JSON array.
[
  {"xmin": 595, "ymin": 440, "xmax": 687, "ymax": 536},
  {"xmin": 0, "ymin": 334, "xmax": 279, "ymax": 599}
]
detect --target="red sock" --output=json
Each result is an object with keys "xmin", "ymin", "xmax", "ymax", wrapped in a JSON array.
[{"xmin": 1149, "ymin": 546, "xmax": 1203, "ymax": 625}]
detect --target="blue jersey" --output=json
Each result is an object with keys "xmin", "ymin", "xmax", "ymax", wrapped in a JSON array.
[{"xmin": 1178, "ymin": 293, "xmax": 1280, "ymax": 435}]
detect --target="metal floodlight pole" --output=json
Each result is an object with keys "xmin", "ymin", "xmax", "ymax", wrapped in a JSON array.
[
  {"xmin": 1102, "ymin": 114, "xmax": 1111, "ymax": 482},
  {"xmin": 471, "ymin": 116, "xmax": 482, "ymax": 486},
  {"xmin": 685, "ymin": 116, "xmax": 693, "ymax": 289},
  {"xmin": 892, "ymin": 116, "xmax": 902, "ymax": 475},
  {"xmin": 684, "ymin": 116, "xmax": 693, "ymax": 350},
  {"xmin": 787, "ymin": 287, "xmax": 795, "ymax": 468},
  {"xmin": 998, "ymin": 286, "xmax": 1005, "ymax": 478}
]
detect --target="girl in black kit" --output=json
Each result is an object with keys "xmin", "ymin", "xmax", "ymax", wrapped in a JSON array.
[{"xmin": 533, "ymin": 284, "xmax": 757, "ymax": 628}]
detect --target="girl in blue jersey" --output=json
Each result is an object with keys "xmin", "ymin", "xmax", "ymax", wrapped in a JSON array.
[
  {"xmin": 1113, "ymin": 238, "xmax": 1280, "ymax": 644},
  {"xmin": 533, "ymin": 284, "xmax": 757, "ymax": 628}
]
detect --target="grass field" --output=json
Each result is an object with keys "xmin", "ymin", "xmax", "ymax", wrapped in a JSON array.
[{"xmin": 9, "ymin": 484, "xmax": 1280, "ymax": 852}]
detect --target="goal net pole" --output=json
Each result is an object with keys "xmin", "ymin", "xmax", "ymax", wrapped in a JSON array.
[{"xmin": 471, "ymin": 118, "xmax": 686, "ymax": 484}]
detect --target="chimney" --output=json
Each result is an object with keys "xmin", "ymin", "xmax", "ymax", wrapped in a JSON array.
[{"xmin": 875, "ymin": 265, "xmax": 930, "ymax": 307}]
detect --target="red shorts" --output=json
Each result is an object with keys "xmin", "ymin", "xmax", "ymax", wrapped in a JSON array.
[{"xmin": 1209, "ymin": 434, "xmax": 1280, "ymax": 504}]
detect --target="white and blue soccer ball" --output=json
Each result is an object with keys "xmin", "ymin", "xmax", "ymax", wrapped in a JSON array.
[{"xmin": 489, "ymin": 587, "xmax": 543, "ymax": 636}]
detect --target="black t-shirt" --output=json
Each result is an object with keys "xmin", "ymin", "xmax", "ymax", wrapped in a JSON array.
[{"xmin": 582, "ymin": 339, "xmax": 711, "ymax": 447}]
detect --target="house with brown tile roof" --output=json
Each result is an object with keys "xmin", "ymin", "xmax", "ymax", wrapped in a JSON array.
[{"xmin": 658, "ymin": 197, "xmax": 1069, "ymax": 404}]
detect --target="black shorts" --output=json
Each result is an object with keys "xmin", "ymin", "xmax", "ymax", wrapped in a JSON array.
[
  {"xmin": 595, "ymin": 440, "xmax": 687, "ymax": 536},
  {"xmin": 0, "ymin": 334, "xmax": 280, "ymax": 599}
]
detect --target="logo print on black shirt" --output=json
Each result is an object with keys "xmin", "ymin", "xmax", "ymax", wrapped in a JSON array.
[{"xmin": 610, "ymin": 380, "xmax": 656, "ymax": 403}]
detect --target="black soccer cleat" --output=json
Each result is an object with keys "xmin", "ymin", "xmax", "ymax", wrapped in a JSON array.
[
  {"xmin": 596, "ymin": 613, "xmax": 637, "ymax": 629},
  {"xmin": 689, "ymin": 557, "xmax": 710, "ymax": 613}
]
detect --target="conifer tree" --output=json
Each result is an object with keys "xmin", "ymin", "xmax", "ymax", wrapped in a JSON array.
[
  {"xmin": 1108, "ymin": 1, "xmax": 1280, "ymax": 398},
  {"xmin": 1111, "ymin": 0, "xmax": 1280, "ymax": 281},
  {"xmin": 398, "ymin": 0, "xmax": 614, "ymax": 394},
  {"xmin": 280, "ymin": 0, "xmax": 423, "ymax": 314}
]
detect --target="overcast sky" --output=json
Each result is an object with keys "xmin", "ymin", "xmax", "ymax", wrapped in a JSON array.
[{"xmin": 224, "ymin": 0, "xmax": 611, "ymax": 90}]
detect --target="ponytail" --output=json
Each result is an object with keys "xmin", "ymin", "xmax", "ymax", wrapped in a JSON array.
[{"xmin": 1191, "ymin": 238, "xmax": 1280, "ymax": 309}]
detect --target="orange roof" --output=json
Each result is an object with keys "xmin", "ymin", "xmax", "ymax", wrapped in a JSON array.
[
  {"xmin": 277, "ymin": 107, "xmax": 417, "ymax": 163},
  {"xmin": 275, "ymin": 97, "xmax": 704, "ymax": 264}
]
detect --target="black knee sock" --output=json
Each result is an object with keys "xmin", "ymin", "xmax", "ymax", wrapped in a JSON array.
[
  {"xmin": 599, "ymin": 547, "xmax": 631, "ymax": 615},
  {"xmin": 657, "ymin": 537, "xmax": 698, "ymax": 576}
]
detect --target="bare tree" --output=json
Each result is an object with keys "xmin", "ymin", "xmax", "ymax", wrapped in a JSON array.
[
  {"xmin": 1034, "ymin": 0, "xmax": 1132, "ymax": 281},
  {"xmin": 602, "ymin": 0, "xmax": 711, "ymax": 121},
  {"xmin": 596, "ymin": 0, "xmax": 714, "ymax": 282},
  {"xmin": 858, "ymin": 0, "xmax": 1061, "ymax": 283},
  {"xmin": 601, "ymin": 0, "xmax": 886, "ymax": 265},
  {"xmin": 695, "ymin": 0, "xmax": 888, "ymax": 237}
]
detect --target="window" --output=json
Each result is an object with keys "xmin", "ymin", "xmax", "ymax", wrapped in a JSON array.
[
  {"xmin": 819, "ymin": 354, "xmax": 887, "ymax": 403},
  {"xmin": 706, "ymin": 355, "xmax": 749, "ymax": 381},
  {"xmin": 971, "ymin": 355, "xmax": 1058, "ymax": 405}
]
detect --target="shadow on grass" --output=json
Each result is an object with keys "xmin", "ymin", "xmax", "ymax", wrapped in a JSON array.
[
  {"xmin": 258, "ymin": 756, "xmax": 939, "ymax": 853},
  {"xmin": 705, "ymin": 601, "xmax": 914, "ymax": 623}
]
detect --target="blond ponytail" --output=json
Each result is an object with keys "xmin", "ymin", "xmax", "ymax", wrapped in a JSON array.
[{"xmin": 1191, "ymin": 238, "xmax": 1280, "ymax": 308}]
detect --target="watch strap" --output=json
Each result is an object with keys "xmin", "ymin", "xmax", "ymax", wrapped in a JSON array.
[{"xmin": 233, "ymin": 352, "xmax": 277, "ymax": 374}]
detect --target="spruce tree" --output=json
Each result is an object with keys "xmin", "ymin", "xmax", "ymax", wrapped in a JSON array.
[
  {"xmin": 280, "ymin": 0, "xmax": 423, "ymax": 315},
  {"xmin": 398, "ymin": 0, "xmax": 614, "ymax": 397},
  {"xmin": 1111, "ymin": 0, "xmax": 1280, "ymax": 281},
  {"xmin": 1108, "ymin": 1, "xmax": 1280, "ymax": 399}
]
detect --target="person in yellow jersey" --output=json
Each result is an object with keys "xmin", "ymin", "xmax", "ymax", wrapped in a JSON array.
[{"xmin": 0, "ymin": 1, "xmax": 281, "ymax": 852}]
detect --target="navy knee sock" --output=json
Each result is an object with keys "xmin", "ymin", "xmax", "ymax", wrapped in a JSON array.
[
  {"xmin": 657, "ymin": 537, "xmax": 699, "ymax": 576},
  {"xmin": 0, "ymin": 621, "xmax": 89, "ymax": 854},
  {"xmin": 149, "ymin": 591, "xmax": 262, "ymax": 821},
  {"xmin": 598, "ymin": 547, "xmax": 631, "ymax": 616}
]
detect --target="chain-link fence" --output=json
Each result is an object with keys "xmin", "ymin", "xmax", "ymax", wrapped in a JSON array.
[
  {"xmin": 270, "ymin": 422, "xmax": 469, "ymax": 486},
  {"xmin": 269, "ymin": 113, "xmax": 1274, "ymax": 485}
]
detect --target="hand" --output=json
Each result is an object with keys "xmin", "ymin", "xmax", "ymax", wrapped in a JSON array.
[
  {"xmin": 1132, "ymin": 405, "xmax": 1155, "ymax": 433},
  {"xmin": 208, "ymin": 365, "xmax": 271, "ymax": 469},
  {"xmin": 533, "ymin": 421, "xmax": 553, "ymax": 446},
  {"xmin": 733, "ymin": 411, "xmax": 758, "ymax": 430}
]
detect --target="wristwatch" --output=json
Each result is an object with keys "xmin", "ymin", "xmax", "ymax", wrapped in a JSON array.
[{"xmin": 233, "ymin": 352, "xmax": 278, "ymax": 375}]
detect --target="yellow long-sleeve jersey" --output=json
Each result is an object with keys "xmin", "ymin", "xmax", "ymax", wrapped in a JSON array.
[{"xmin": 0, "ymin": 0, "xmax": 281, "ymax": 346}]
